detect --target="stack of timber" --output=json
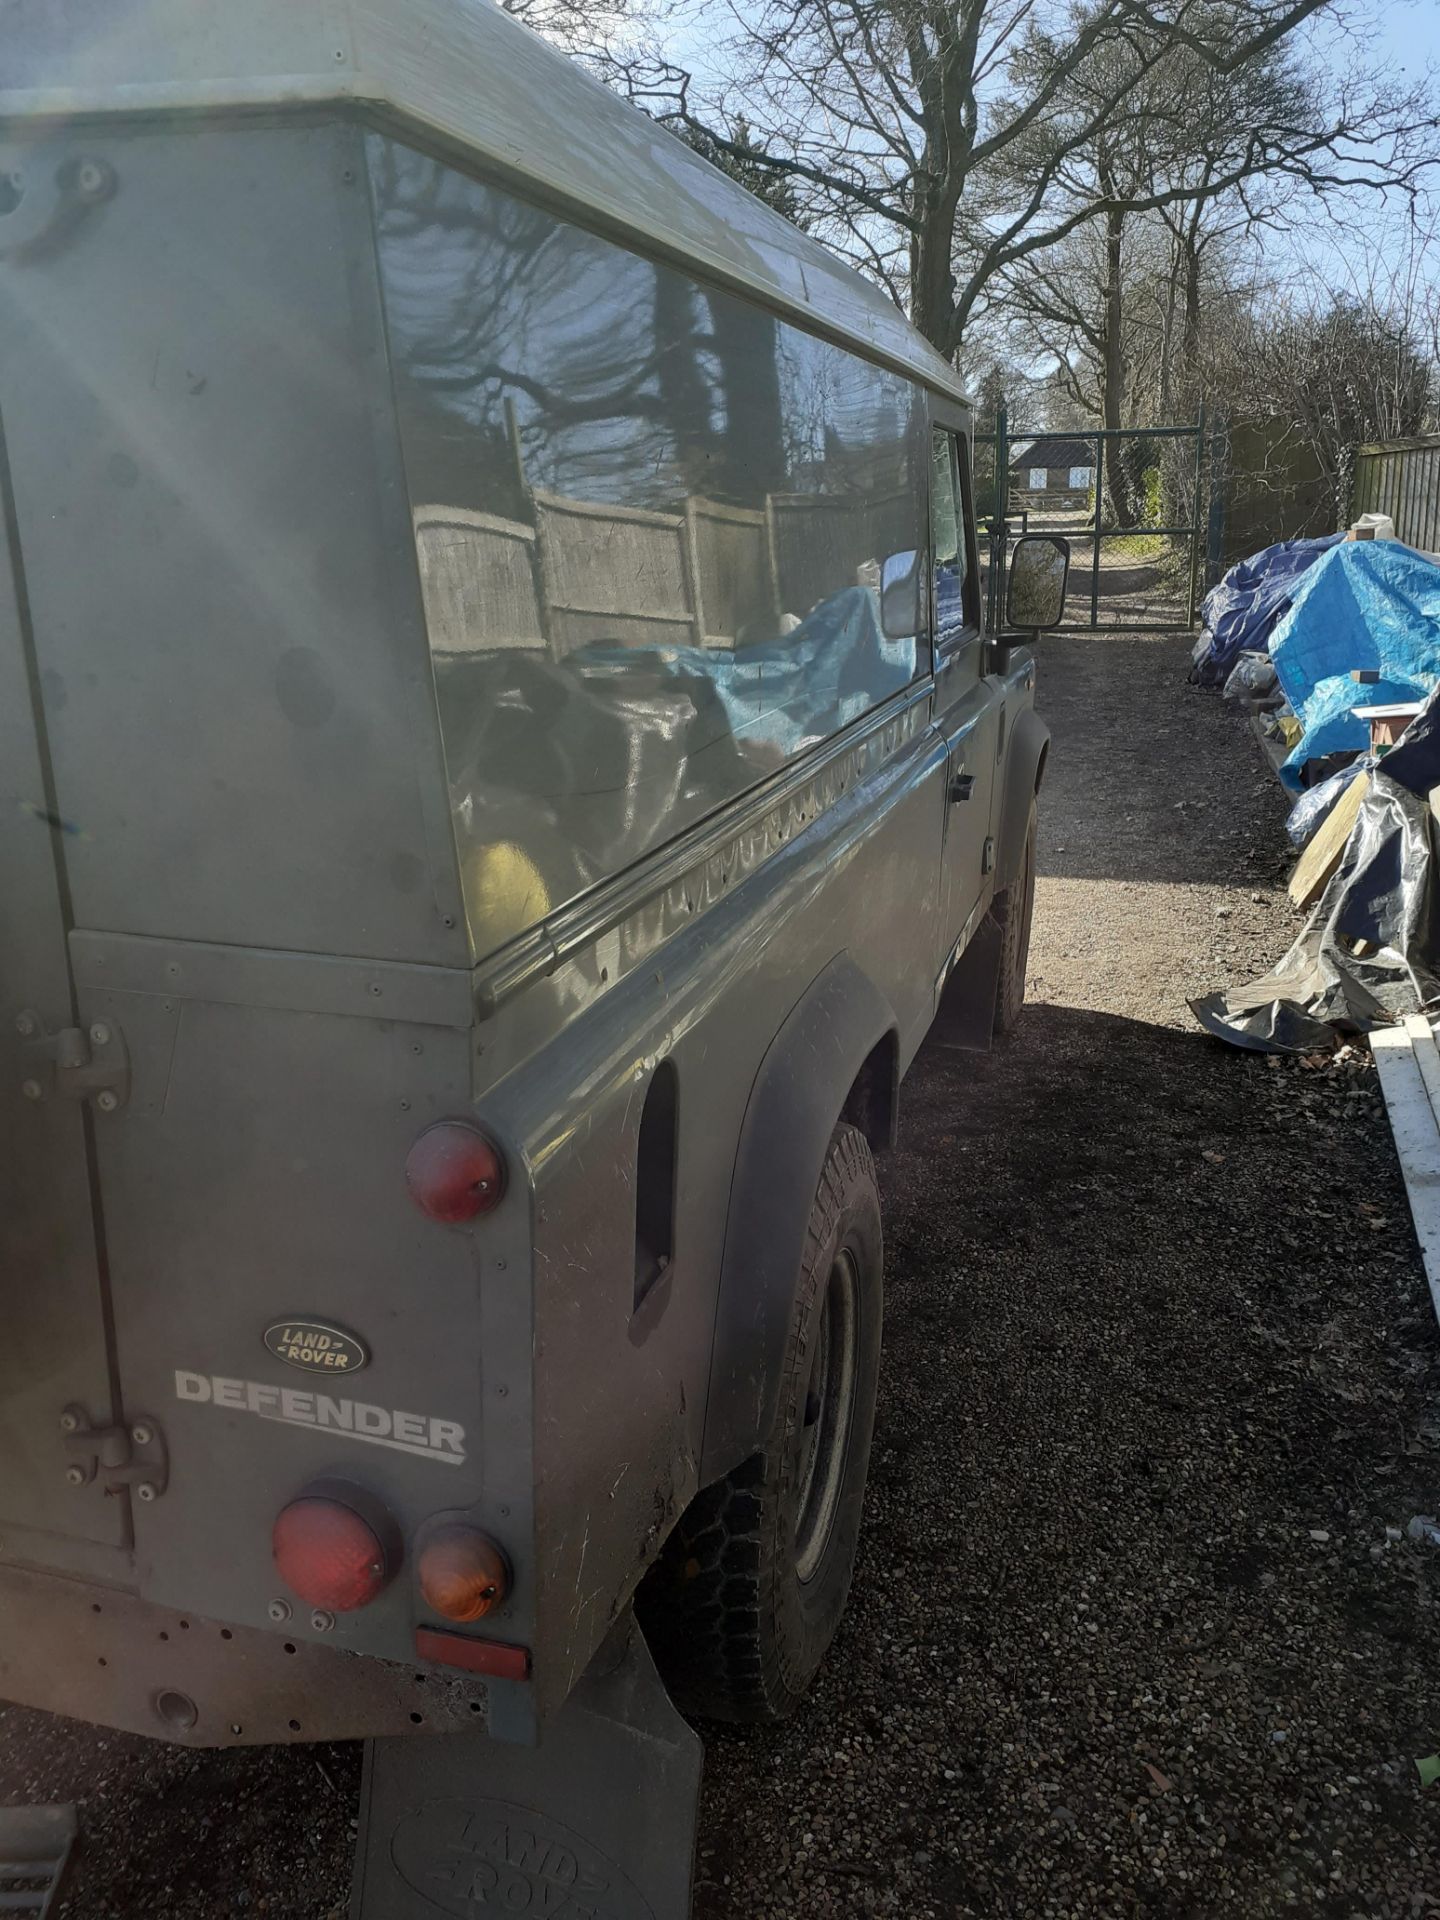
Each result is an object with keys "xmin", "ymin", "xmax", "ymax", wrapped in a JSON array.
[{"xmin": 1372, "ymin": 1016, "xmax": 1440, "ymax": 1335}]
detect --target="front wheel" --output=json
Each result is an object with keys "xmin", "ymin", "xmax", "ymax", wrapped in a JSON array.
[
  {"xmin": 639, "ymin": 1123, "xmax": 883, "ymax": 1722},
  {"xmin": 992, "ymin": 796, "xmax": 1037, "ymax": 1034}
]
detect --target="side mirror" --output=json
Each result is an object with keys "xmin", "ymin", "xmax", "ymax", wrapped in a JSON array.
[
  {"xmin": 1006, "ymin": 534, "xmax": 1070, "ymax": 632},
  {"xmin": 879, "ymin": 549, "xmax": 922, "ymax": 639}
]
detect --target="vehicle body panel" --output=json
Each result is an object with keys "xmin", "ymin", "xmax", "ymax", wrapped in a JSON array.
[
  {"xmin": 0, "ymin": 0, "xmax": 968, "ymax": 408},
  {"xmin": 0, "ymin": 0, "xmax": 1046, "ymax": 1752}
]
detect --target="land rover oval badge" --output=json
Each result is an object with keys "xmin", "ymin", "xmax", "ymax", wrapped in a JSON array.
[{"xmin": 263, "ymin": 1319, "xmax": 369, "ymax": 1376}]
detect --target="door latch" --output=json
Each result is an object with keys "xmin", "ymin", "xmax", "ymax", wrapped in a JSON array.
[
  {"xmin": 15, "ymin": 1013, "xmax": 129, "ymax": 1112},
  {"xmin": 60, "ymin": 1405, "xmax": 168, "ymax": 1503},
  {"xmin": 949, "ymin": 772, "xmax": 976, "ymax": 803}
]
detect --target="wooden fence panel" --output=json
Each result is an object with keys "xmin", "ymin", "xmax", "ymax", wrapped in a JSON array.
[
  {"xmin": 413, "ymin": 506, "xmax": 544, "ymax": 654},
  {"xmin": 534, "ymin": 489, "xmax": 700, "ymax": 653}
]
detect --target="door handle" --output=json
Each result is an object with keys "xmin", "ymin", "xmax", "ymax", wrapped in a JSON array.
[{"xmin": 949, "ymin": 772, "xmax": 975, "ymax": 803}]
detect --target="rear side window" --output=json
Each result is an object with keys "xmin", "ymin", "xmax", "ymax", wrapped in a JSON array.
[{"xmin": 371, "ymin": 136, "xmax": 929, "ymax": 960}]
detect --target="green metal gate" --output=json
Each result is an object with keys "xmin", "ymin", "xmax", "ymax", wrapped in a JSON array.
[{"xmin": 975, "ymin": 404, "xmax": 1212, "ymax": 635}]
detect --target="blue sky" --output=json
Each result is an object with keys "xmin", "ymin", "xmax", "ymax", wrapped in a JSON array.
[
  {"xmin": 1365, "ymin": 0, "xmax": 1440, "ymax": 75},
  {"xmin": 654, "ymin": 0, "xmax": 1440, "ymax": 318}
]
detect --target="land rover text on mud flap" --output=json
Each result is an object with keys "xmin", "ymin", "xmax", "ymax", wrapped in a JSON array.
[{"xmin": 0, "ymin": 3, "xmax": 1059, "ymax": 1913}]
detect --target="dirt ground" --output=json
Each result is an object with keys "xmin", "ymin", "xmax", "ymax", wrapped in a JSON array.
[{"xmin": 5, "ymin": 631, "xmax": 1439, "ymax": 1918}]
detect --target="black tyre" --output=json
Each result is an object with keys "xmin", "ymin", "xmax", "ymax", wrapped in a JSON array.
[
  {"xmin": 992, "ymin": 797, "xmax": 1037, "ymax": 1034},
  {"xmin": 639, "ymin": 1123, "xmax": 883, "ymax": 1722}
]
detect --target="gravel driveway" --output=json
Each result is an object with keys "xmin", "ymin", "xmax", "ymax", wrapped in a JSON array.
[{"xmin": 5, "ymin": 630, "xmax": 1438, "ymax": 1918}]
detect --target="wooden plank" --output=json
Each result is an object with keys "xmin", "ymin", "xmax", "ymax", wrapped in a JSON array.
[
  {"xmin": 1372, "ymin": 1024, "xmax": 1440, "ymax": 1334},
  {"xmin": 1405, "ymin": 1014, "xmax": 1440, "ymax": 1122},
  {"xmin": 1288, "ymin": 771, "xmax": 1369, "ymax": 910}
]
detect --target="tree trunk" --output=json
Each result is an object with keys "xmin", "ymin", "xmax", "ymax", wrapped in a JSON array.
[
  {"xmin": 909, "ymin": 175, "xmax": 962, "ymax": 355},
  {"xmin": 1180, "ymin": 238, "xmax": 1203, "ymax": 397},
  {"xmin": 652, "ymin": 269, "xmax": 714, "ymax": 494},
  {"xmin": 1159, "ymin": 237, "xmax": 1180, "ymax": 418},
  {"xmin": 1099, "ymin": 201, "xmax": 1136, "ymax": 527},
  {"xmin": 711, "ymin": 303, "xmax": 785, "ymax": 500}
]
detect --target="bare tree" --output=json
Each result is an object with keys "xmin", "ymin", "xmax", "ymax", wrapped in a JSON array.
[
  {"xmin": 604, "ymin": 0, "xmax": 1436, "ymax": 359},
  {"xmin": 1225, "ymin": 241, "xmax": 1438, "ymax": 491},
  {"xmin": 502, "ymin": 0, "xmax": 638, "ymax": 59}
]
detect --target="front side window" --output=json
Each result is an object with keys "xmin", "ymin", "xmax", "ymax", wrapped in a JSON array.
[{"xmin": 930, "ymin": 429, "xmax": 972, "ymax": 644}]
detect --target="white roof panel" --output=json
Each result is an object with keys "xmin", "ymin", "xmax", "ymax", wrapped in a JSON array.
[{"xmin": 0, "ymin": 0, "xmax": 969, "ymax": 403}]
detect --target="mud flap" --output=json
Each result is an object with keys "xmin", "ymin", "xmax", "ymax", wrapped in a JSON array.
[
  {"xmin": 0, "ymin": 1803, "xmax": 76, "ymax": 1918},
  {"xmin": 928, "ymin": 913, "xmax": 1002, "ymax": 1051},
  {"xmin": 351, "ymin": 1619, "xmax": 702, "ymax": 1920}
]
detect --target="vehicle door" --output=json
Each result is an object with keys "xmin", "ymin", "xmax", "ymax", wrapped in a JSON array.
[
  {"xmin": 0, "ymin": 467, "xmax": 130, "ymax": 1576},
  {"xmin": 930, "ymin": 413, "xmax": 1003, "ymax": 968}
]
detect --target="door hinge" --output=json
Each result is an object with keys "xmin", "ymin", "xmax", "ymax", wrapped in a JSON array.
[
  {"xmin": 982, "ymin": 836, "xmax": 996, "ymax": 875},
  {"xmin": 15, "ymin": 1013, "xmax": 129, "ymax": 1112},
  {"xmin": 60, "ymin": 1405, "xmax": 168, "ymax": 1503}
]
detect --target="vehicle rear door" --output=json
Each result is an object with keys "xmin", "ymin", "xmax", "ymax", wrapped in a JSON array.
[
  {"xmin": 930, "ymin": 412, "xmax": 1003, "ymax": 967},
  {"xmin": 0, "ymin": 450, "xmax": 130, "ymax": 1569}
]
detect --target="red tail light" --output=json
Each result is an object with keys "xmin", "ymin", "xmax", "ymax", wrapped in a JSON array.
[
  {"xmin": 405, "ymin": 1121, "xmax": 505, "ymax": 1223},
  {"xmin": 273, "ymin": 1493, "xmax": 396, "ymax": 1613}
]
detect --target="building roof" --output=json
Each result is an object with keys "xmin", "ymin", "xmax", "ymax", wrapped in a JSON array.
[
  {"xmin": 1009, "ymin": 435, "xmax": 1096, "ymax": 471},
  {"xmin": 1, "ymin": 0, "xmax": 969, "ymax": 406}
]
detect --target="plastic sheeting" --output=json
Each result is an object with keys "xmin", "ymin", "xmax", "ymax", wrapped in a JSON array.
[
  {"xmin": 432, "ymin": 585, "xmax": 919, "ymax": 946},
  {"xmin": 1191, "ymin": 686, "xmax": 1440, "ymax": 1051},
  {"xmin": 1190, "ymin": 533, "xmax": 1342, "ymax": 689},
  {"xmin": 1271, "ymin": 540, "xmax": 1440, "ymax": 788},
  {"xmin": 1286, "ymin": 758, "xmax": 1372, "ymax": 849}
]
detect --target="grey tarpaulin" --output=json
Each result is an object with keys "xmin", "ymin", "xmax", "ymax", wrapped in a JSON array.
[{"xmin": 1191, "ymin": 686, "xmax": 1440, "ymax": 1052}]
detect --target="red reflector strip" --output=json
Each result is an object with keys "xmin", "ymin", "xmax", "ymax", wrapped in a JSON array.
[{"xmin": 416, "ymin": 1625, "xmax": 531, "ymax": 1682}]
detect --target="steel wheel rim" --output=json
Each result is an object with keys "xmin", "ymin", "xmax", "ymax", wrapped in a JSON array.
[{"xmin": 794, "ymin": 1248, "xmax": 860, "ymax": 1584}]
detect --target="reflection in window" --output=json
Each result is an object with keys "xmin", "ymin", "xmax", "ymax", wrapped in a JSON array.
[
  {"xmin": 370, "ymin": 136, "xmax": 929, "ymax": 958},
  {"xmin": 931, "ymin": 431, "xmax": 968, "ymax": 642}
]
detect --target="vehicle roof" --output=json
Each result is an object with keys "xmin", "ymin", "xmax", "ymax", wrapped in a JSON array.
[{"xmin": 1, "ymin": 0, "xmax": 971, "ymax": 408}]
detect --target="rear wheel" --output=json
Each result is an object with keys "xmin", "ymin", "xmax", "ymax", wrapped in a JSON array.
[
  {"xmin": 639, "ymin": 1123, "xmax": 883, "ymax": 1722},
  {"xmin": 993, "ymin": 797, "xmax": 1037, "ymax": 1034}
]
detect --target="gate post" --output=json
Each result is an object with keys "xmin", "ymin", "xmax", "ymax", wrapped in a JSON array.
[
  {"xmin": 1204, "ymin": 412, "xmax": 1229, "ymax": 595},
  {"xmin": 1089, "ymin": 430, "xmax": 1105, "ymax": 628},
  {"xmin": 1186, "ymin": 401, "xmax": 1206, "ymax": 630}
]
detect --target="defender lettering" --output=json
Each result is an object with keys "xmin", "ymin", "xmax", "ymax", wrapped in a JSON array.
[{"xmin": 174, "ymin": 1370, "xmax": 466, "ymax": 1465}]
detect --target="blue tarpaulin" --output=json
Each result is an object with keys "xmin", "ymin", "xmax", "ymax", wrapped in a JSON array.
[
  {"xmin": 1190, "ymin": 533, "xmax": 1342, "ymax": 688},
  {"xmin": 1270, "ymin": 541, "xmax": 1440, "ymax": 787}
]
